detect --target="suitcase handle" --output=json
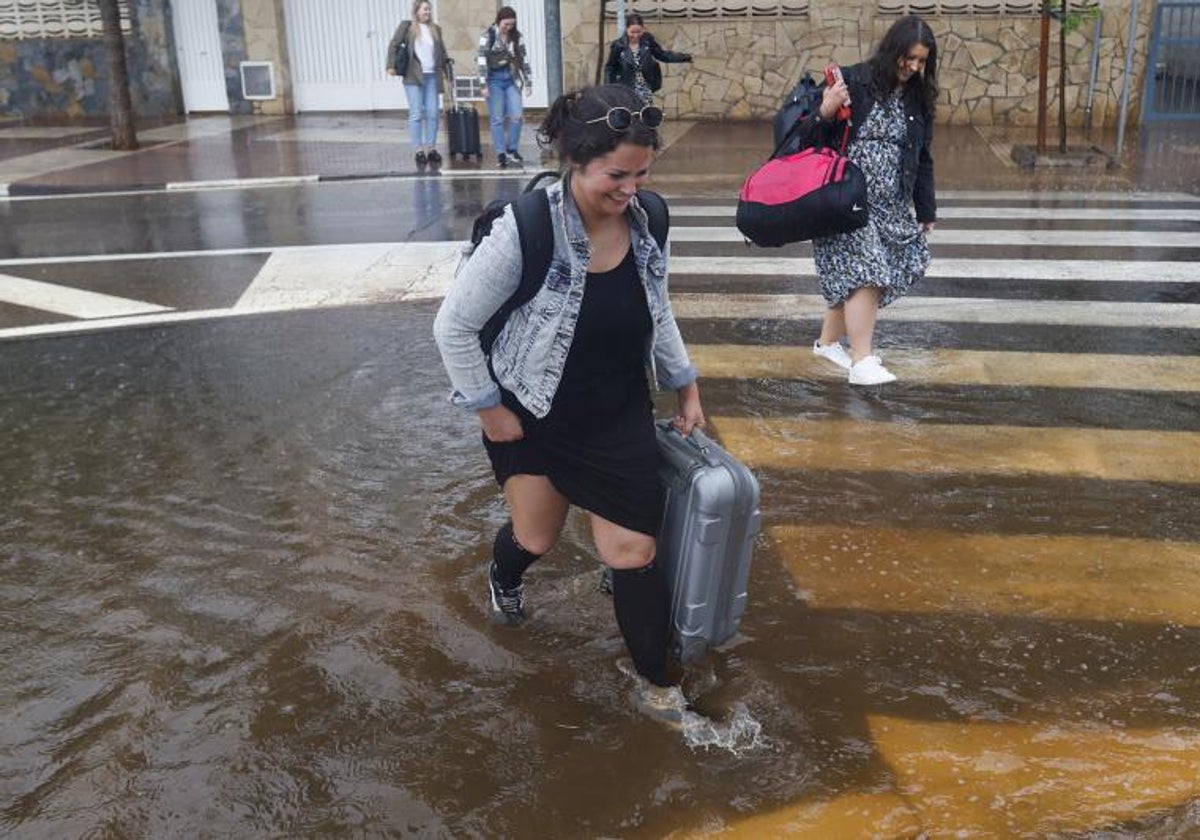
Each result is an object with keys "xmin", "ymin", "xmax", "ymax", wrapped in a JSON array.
[
  {"xmin": 684, "ymin": 426, "xmax": 714, "ymax": 455},
  {"xmin": 660, "ymin": 420, "xmax": 718, "ymax": 463}
]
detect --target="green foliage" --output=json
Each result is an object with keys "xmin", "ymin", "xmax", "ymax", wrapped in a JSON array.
[{"xmin": 1047, "ymin": 1, "xmax": 1101, "ymax": 34}]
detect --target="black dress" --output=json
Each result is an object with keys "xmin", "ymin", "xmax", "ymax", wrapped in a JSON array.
[{"xmin": 483, "ymin": 248, "xmax": 664, "ymax": 536}]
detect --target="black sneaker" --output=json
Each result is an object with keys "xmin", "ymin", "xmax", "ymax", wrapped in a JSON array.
[
  {"xmin": 507, "ymin": 149, "xmax": 524, "ymax": 165},
  {"xmin": 415, "ymin": 150, "xmax": 427, "ymax": 167},
  {"xmin": 488, "ymin": 561, "xmax": 524, "ymax": 625},
  {"xmin": 427, "ymin": 149, "xmax": 442, "ymax": 167},
  {"xmin": 497, "ymin": 152, "xmax": 508, "ymax": 168}
]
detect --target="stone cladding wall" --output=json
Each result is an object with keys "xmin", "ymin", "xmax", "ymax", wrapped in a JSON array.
[
  {"xmin": 0, "ymin": 0, "xmax": 177, "ymax": 119},
  {"xmin": 560, "ymin": 1, "xmax": 1155, "ymax": 125}
]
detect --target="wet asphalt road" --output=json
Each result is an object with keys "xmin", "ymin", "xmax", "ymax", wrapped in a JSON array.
[{"xmin": 3, "ymin": 172, "xmax": 1200, "ymax": 837}]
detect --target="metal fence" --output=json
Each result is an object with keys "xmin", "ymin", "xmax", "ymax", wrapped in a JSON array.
[{"xmin": 1143, "ymin": 0, "xmax": 1200, "ymax": 121}]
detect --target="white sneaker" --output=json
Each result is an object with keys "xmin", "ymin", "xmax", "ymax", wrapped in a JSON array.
[
  {"xmin": 848, "ymin": 355, "xmax": 897, "ymax": 385},
  {"xmin": 813, "ymin": 339, "xmax": 853, "ymax": 370}
]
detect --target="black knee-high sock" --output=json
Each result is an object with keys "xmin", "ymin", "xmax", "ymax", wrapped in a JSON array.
[
  {"xmin": 611, "ymin": 562, "xmax": 672, "ymax": 687},
  {"xmin": 492, "ymin": 521, "xmax": 540, "ymax": 590}
]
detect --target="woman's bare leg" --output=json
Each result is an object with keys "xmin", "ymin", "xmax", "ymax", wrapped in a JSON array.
[
  {"xmin": 845, "ymin": 286, "xmax": 882, "ymax": 363},
  {"xmin": 504, "ymin": 474, "xmax": 569, "ymax": 555},
  {"xmin": 818, "ymin": 305, "xmax": 847, "ymax": 346}
]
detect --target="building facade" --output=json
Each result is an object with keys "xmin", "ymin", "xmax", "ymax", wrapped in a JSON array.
[{"xmin": 0, "ymin": 0, "xmax": 1178, "ymax": 126}]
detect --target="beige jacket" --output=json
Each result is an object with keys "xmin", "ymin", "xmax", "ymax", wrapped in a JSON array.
[{"xmin": 386, "ymin": 20, "xmax": 448, "ymax": 92}]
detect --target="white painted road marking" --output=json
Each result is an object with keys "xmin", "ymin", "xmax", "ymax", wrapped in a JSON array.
[
  {"xmin": 0, "ymin": 273, "xmax": 171, "ymax": 319},
  {"xmin": 669, "ymin": 204, "xmax": 1200, "ymax": 222},
  {"xmin": 669, "ymin": 226, "xmax": 1200, "ymax": 247},
  {"xmin": 669, "ymin": 255, "xmax": 1200, "ymax": 283},
  {"xmin": 671, "ymin": 293, "xmax": 1200, "ymax": 329}
]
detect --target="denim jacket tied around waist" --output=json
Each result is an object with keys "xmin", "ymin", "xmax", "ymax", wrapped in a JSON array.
[{"xmin": 432, "ymin": 178, "xmax": 698, "ymax": 419}]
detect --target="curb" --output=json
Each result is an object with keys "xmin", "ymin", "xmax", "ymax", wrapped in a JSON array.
[
  {"xmin": 3, "ymin": 181, "xmax": 166, "ymax": 197},
  {"xmin": 1, "ymin": 168, "xmax": 539, "ymax": 197}
]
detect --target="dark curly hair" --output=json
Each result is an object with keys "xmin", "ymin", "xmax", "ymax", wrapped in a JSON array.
[
  {"xmin": 537, "ymin": 84, "xmax": 661, "ymax": 167},
  {"xmin": 867, "ymin": 15, "xmax": 939, "ymax": 117}
]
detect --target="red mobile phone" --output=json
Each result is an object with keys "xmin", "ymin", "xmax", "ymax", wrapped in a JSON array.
[{"xmin": 824, "ymin": 64, "xmax": 851, "ymax": 121}]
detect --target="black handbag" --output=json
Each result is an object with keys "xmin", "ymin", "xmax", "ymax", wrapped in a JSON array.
[{"xmin": 392, "ymin": 22, "xmax": 410, "ymax": 76}]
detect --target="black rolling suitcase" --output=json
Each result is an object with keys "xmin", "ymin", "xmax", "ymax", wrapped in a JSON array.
[{"xmin": 445, "ymin": 58, "xmax": 482, "ymax": 162}]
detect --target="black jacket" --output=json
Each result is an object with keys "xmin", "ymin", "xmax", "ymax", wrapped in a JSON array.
[
  {"xmin": 794, "ymin": 62, "xmax": 936, "ymax": 223},
  {"xmin": 604, "ymin": 34, "xmax": 690, "ymax": 92}
]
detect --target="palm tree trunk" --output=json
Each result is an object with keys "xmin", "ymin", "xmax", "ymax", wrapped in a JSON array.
[{"xmin": 98, "ymin": 0, "xmax": 138, "ymax": 151}]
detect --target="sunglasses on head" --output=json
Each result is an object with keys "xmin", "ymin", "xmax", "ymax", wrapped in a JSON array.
[{"xmin": 584, "ymin": 106, "xmax": 664, "ymax": 131}]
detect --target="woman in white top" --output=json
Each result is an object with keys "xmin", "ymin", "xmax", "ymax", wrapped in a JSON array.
[{"xmin": 386, "ymin": 0, "xmax": 449, "ymax": 168}]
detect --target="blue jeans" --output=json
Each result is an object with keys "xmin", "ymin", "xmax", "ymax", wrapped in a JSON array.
[
  {"xmin": 486, "ymin": 70, "xmax": 523, "ymax": 155},
  {"xmin": 404, "ymin": 73, "xmax": 440, "ymax": 148}
]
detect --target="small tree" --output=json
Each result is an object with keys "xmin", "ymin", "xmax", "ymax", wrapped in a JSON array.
[
  {"xmin": 97, "ymin": 0, "xmax": 138, "ymax": 150},
  {"xmin": 1039, "ymin": 0, "xmax": 1101, "ymax": 153}
]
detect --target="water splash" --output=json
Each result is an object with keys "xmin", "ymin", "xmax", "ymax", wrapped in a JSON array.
[{"xmin": 681, "ymin": 703, "xmax": 768, "ymax": 756}]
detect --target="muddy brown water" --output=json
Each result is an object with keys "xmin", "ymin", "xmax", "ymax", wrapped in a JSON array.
[{"xmin": 2, "ymin": 303, "xmax": 1198, "ymax": 838}]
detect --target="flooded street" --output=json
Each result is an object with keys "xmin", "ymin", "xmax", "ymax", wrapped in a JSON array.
[
  {"xmin": 4, "ymin": 298, "xmax": 1199, "ymax": 836},
  {"xmin": 1, "ymin": 306, "xmax": 785, "ymax": 836},
  {"xmin": 2, "ymin": 121, "xmax": 1200, "ymax": 837}
]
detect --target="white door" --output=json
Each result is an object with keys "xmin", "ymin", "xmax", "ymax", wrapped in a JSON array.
[
  {"xmin": 171, "ymin": 0, "xmax": 229, "ymax": 112},
  {"xmin": 285, "ymin": 0, "xmax": 416, "ymax": 112},
  {"xmin": 511, "ymin": 0, "xmax": 549, "ymax": 107},
  {"xmin": 364, "ymin": 0, "xmax": 416, "ymax": 110}
]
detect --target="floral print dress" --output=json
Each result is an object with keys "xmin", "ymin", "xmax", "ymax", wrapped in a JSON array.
[
  {"xmin": 631, "ymin": 49, "xmax": 654, "ymax": 106},
  {"xmin": 813, "ymin": 91, "xmax": 931, "ymax": 308}
]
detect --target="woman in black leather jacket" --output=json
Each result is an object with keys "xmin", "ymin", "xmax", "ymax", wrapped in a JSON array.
[
  {"xmin": 604, "ymin": 14, "xmax": 692, "ymax": 105},
  {"xmin": 798, "ymin": 15, "xmax": 938, "ymax": 386}
]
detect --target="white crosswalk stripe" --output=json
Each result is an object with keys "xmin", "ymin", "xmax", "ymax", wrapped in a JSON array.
[
  {"xmin": 671, "ymin": 204, "xmax": 1200, "ymax": 221},
  {"xmin": 669, "ymin": 256, "xmax": 1200, "ymax": 283},
  {"xmin": 669, "ymin": 225, "xmax": 1200, "ymax": 247},
  {"xmin": 0, "ymin": 272, "xmax": 170, "ymax": 319},
  {"xmin": 672, "ymin": 293, "xmax": 1200, "ymax": 328}
]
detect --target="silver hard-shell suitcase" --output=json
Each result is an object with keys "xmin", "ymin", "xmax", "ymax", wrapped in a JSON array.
[{"xmin": 655, "ymin": 421, "xmax": 762, "ymax": 664}]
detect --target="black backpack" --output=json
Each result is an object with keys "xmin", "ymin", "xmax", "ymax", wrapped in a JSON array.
[
  {"xmin": 772, "ymin": 74, "xmax": 822, "ymax": 158},
  {"xmin": 469, "ymin": 170, "xmax": 670, "ymax": 354}
]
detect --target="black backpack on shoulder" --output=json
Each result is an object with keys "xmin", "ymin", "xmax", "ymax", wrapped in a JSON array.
[
  {"xmin": 468, "ymin": 170, "xmax": 670, "ymax": 354},
  {"xmin": 772, "ymin": 73, "xmax": 822, "ymax": 158}
]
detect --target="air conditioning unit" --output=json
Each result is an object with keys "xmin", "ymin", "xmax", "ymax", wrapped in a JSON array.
[{"xmin": 240, "ymin": 61, "xmax": 276, "ymax": 100}]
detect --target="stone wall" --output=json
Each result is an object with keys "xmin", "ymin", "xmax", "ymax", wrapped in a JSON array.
[
  {"xmin": 561, "ymin": 2, "xmax": 1154, "ymax": 126},
  {"xmin": 0, "ymin": 0, "xmax": 178, "ymax": 119},
  {"xmin": 216, "ymin": 0, "xmax": 252, "ymax": 115},
  {"xmin": 0, "ymin": 0, "xmax": 1158, "ymax": 125},
  {"xmin": 436, "ymin": 0, "xmax": 499, "ymax": 74}
]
